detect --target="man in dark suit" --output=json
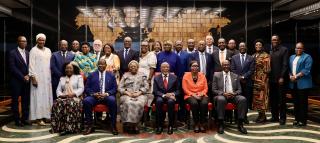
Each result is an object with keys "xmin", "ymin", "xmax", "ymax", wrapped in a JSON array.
[
  {"xmin": 9, "ymin": 36, "xmax": 30, "ymax": 126},
  {"xmin": 174, "ymin": 40, "xmax": 189, "ymax": 121},
  {"xmin": 116, "ymin": 36, "xmax": 139, "ymax": 77},
  {"xmin": 82, "ymin": 59, "xmax": 118, "ymax": 135},
  {"xmin": 269, "ymin": 35, "xmax": 289, "ymax": 125},
  {"xmin": 212, "ymin": 60, "xmax": 247, "ymax": 134},
  {"xmin": 212, "ymin": 38, "xmax": 234, "ymax": 72},
  {"xmin": 205, "ymin": 35, "xmax": 219, "ymax": 54},
  {"xmin": 227, "ymin": 39, "xmax": 240, "ymax": 55},
  {"xmin": 189, "ymin": 40, "xmax": 214, "ymax": 98},
  {"xmin": 231, "ymin": 42, "xmax": 255, "ymax": 123},
  {"xmin": 153, "ymin": 62, "xmax": 180, "ymax": 135},
  {"xmin": 50, "ymin": 40, "xmax": 75, "ymax": 100}
]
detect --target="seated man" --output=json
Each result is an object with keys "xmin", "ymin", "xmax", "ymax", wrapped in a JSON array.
[
  {"xmin": 83, "ymin": 59, "xmax": 118, "ymax": 135},
  {"xmin": 153, "ymin": 62, "xmax": 180, "ymax": 135},
  {"xmin": 212, "ymin": 60, "xmax": 247, "ymax": 134}
]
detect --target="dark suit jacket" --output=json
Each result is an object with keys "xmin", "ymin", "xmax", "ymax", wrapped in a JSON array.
[
  {"xmin": 153, "ymin": 73, "xmax": 180, "ymax": 98},
  {"xmin": 85, "ymin": 71, "xmax": 117, "ymax": 97},
  {"xmin": 9, "ymin": 48, "xmax": 29, "ymax": 82},
  {"xmin": 212, "ymin": 72, "xmax": 242, "ymax": 96},
  {"xmin": 230, "ymin": 53, "xmax": 255, "ymax": 80},
  {"xmin": 116, "ymin": 48, "xmax": 139, "ymax": 76},
  {"xmin": 176, "ymin": 50, "xmax": 190, "ymax": 78},
  {"xmin": 189, "ymin": 51, "xmax": 213, "ymax": 81},
  {"xmin": 50, "ymin": 51, "xmax": 75, "ymax": 86},
  {"xmin": 212, "ymin": 49, "xmax": 234, "ymax": 72},
  {"xmin": 269, "ymin": 45, "xmax": 289, "ymax": 83}
]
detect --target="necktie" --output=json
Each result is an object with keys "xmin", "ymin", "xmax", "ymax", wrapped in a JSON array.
[
  {"xmin": 21, "ymin": 50, "xmax": 26, "ymax": 64},
  {"xmin": 62, "ymin": 52, "xmax": 66, "ymax": 62},
  {"xmin": 224, "ymin": 75, "xmax": 228, "ymax": 93},
  {"xmin": 163, "ymin": 75, "xmax": 168, "ymax": 89},
  {"xmin": 100, "ymin": 72, "xmax": 104, "ymax": 94},
  {"xmin": 220, "ymin": 51, "xmax": 225, "ymax": 65},
  {"xmin": 200, "ymin": 53, "xmax": 206, "ymax": 75},
  {"xmin": 124, "ymin": 49, "xmax": 128, "ymax": 60},
  {"xmin": 209, "ymin": 48, "xmax": 212, "ymax": 54},
  {"xmin": 241, "ymin": 54, "xmax": 245, "ymax": 68}
]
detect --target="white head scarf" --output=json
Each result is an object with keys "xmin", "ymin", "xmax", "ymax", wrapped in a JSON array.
[{"xmin": 36, "ymin": 33, "xmax": 46, "ymax": 41}]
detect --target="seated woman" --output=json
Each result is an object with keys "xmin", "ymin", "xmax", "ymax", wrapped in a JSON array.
[
  {"xmin": 73, "ymin": 42, "xmax": 97, "ymax": 78},
  {"xmin": 50, "ymin": 62, "xmax": 84, "ymax": 136},
  {"xmin": 182, "ymin": 61, "xmax": 209, "ymax": 133},
  {"xmin": 100, "ymin": 43, "xmax": 121, "ymax": 84},
  {"xmin": 118, "ymin": 60, "xmax": 149, "ymax": 134}
]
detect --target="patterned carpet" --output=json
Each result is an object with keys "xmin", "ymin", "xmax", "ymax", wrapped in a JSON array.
[{"xmin": 1, "ymin": 112, "xmax": 320, "ymax": 143}]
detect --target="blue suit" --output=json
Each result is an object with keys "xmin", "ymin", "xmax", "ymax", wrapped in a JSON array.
[
  {"xmin": 50, "ymin": 51, "xmax": 75, "ymax": 100},
  {"xmin": 9, "ymin": 48, "xmax": 30, "ymax": 123},
  {"xmin": 83, "ymin": 71, "xmax": 118, "ymax": 127},
  {"xmin": 231, "ymin": 53, "xmax": 255, "ymax": 109},
  {"xmin": 175, "ymin": 50, "xmax": 190, "ymax": 78},
  {"xmin": 289, "ymin": 53, "xmax": 313, "ymax": 89},
  {"xmin": 289, "ymin": 52, "xmax": 313, "ymax": 124}
]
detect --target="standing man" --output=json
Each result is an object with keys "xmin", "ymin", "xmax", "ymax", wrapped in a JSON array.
[
  {"xmin": 116, "ymin": 36, "xmax": 139, "ymax": 77},
  {"xmin": 269, "ymin": 34, "xmax": 288, "ymax": 125},
  {"xmin": 51, "ymin": 40, "xmax": 75, "ymax": 100},
  {"xmin": 156, "ymin": 40, "xmax": 181, "ymax": 76},
  {"xmin": 206, "ymin": 35, "xmax": 219, "ymax": 54},
  {"xmin": 29, "ymin": 33, "xmax": 53, "ymax": 125},
  {"xmin": 231, "ymin": 42, "xmax": 255, "ymax": 123},
  {"xmin": 93, "ymin": 39, "xmax": 103, "ymax": 60},
  {"xmin": 227, "ymin": 39, "xmax": 239, "ymax": 55},
  {"xmin": 186, "ymin": 39, "xmax": 197, "ymax": 53},
  {"xmin": 9, "ymin": 36, "xmax": 30, "ymax": 126},
  {"xmin": 212, "ymin": 38, "xmax": 234, "ymax": 72},
  {"xmin": 174, "ymin": 40, "xmax": 190, "ymax": 121},
  {"xmin": 71, "ymin": 40, "xmax": 80, "ymax": 55}
]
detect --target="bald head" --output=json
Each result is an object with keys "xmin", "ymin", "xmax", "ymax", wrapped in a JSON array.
[
  {"xmin": 60, "ymin": 40, "xmax": 68, "ymax": 52},
  {"xmin": 97, "ymin": 59, "xmax": 107, "ymax": 72},
  {"xmin": 124, "ymin": 37, "xmax": 132, "ymax": 49},
  {"xmin": 17, "ymin": 36, "xmax": 27, "ymax": 49},
  {"xmin": 72, "ymin": 40, "xmax": 80, "ymax": 52},
  {"xmin": 175, "ymin": 40, "xmax": 183, "ymax": 52},
  {"xmin": 218, "ymin": 38, "xmax": 226, "ymax": 50},
  {"xmin": 187, "ymin": 39, "xmax": 195, "ymax": 50},
  {"xmin": 198, "ymin": 40, "xmax": 206, "ymax": 52},
  {"xmin": 222, "ymin": 60, "xmax": 230, "ymax": 73},
  {"xmin": 160, "ymin": 62, "xmax": 170, "ymax": 74},
  {"xmin": 206, "ymin": 35, "xmax": 214, "ymax": 46}
]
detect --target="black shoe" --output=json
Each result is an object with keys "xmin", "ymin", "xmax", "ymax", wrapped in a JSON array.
[
  {"xmin": 238, "ymin": 125, "xmax": 247, "ymax": 134},
  {"xmin": 279, "ymin": 119, "xmax": 286, "ymax": 125},
  {"xmin": 293, "ymin": 121, "xmax": 299, "ymax": 126},
  {"xmin": 112, "ymin": 127, "xmax": 119, "ymax": 135},
  {"xmin": 156, "ymin": 127, "xmax": 163, "ymax": 134},
  {"xmin": 298, "ymin": 122, "xmax": 306, "ymax": 127},
  {"xmin": 199, "ymin": 124, "xmax": 206, "ymax": 133},
  {"xmin": 21, "ymin": 120, "xmax": 31, "ymax": 126},
  {"xmin": 167, "ymin": 126, "xmax": 173, "ymax": 135},
  {"xmin": 217, "ymin": 124, "xmax": 224, "ymax": 134},
  {"xmin": 194, "ymin": 124, "xmax": 200, "ymax": 133},
  {"xmin": 268, "ymin": 117, "xmax": 279, "ymax": 122},
  {"xmin": 82, "ymin": 126, "xmax": 94, "ymax": 135},
  {"xmin": 15, "ymin": 121, "xmax": 24, "ymax": 127},
  {"xmin": 59, "ymin": 131, "xmax": 69, "ymax": 136}
]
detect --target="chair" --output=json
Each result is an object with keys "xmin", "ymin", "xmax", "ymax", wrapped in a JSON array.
[
  {"xmin": 93, "ymin": 104, "xmax": 110, "ymax": 124},
  {"xmin": 185, "ymin": 102, "xmax": 214, "ymax": 129},
  {"xmin": 225, "ymin": 103, "xmax": 236, "ymax": 124},
  {"xmin": 152, "ymin": 103, "xmax": 179, "ymax": 129}
]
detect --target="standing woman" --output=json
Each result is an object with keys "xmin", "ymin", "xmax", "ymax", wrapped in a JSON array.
[
  {"xmin": 252, "ymin": 39, "xmax": 270, "ymax": 123},
  {"xmin": 138, "ymin": 41, "xmax": 157, "ymax": 106},
  {"xmin": 100, "ymin": 43, "xmax": 120, "ymax": 83},
  {"xmin": 118, "ymin": 60, "xmax": 148, "ymax": 134},
  {"xmin": 51, "ymin": 62, "xmax": 84, "ymax": 135},
  {"xmin": 29, "ymin": 33, "xmax": 53, "ymax": 125},
  {"xmin": 73, "ymin": 42, "xmax": 97, "ymax": 78},
  {"xmin": 152, "ymin": 41, "xmax": 162, "ymax": 55},
  {"xmin": 289, "ymin": 42, "xmax": 312, "ymax": 126}
]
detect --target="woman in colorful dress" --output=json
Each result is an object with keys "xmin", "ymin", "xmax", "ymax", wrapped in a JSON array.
[
  {"xmin": 73, "ymin": 42, "xmax": 97, "ymax": 78},
  {"xmin": 118, "ymin": 60, "xmax": 149, "ymax": 134},
  {"xmin": 252, "ymin": 39, "xmax": 271, "ymax": 123},
  {"xmin": 50, "ymin": 62, "xmax": 84, "ymax": 135},
  {"xmin": 100, "ymin": 43, "xmax": 120, "ymax": 84}
]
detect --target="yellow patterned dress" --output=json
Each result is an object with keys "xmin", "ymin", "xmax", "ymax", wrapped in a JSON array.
[{"xmin": 252, "ymin": 52, "xmax": 270, "ymax": 112}]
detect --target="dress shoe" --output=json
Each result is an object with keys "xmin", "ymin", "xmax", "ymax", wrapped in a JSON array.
[
  {"xmin": 37, "ymin": 120, "xmax": 46, "ymax": 126},
  {"xmin": 111, "ymin": 127, "xmax": 119, "ymax": 135},
  {"xmin": 199, "ymin": 124, "xmax": 206, "ymax": 133},
  {"xmin": 82, "ymin": 126, "xmax": 94, "ymax": 135},
  {"xmin": 155, "ymin": 127, "xmax": 163, "ymax": 134},
  {"xmin": 238, "ymin": 125, "xmax": 247, "ymax": 134},
  {"xmin": 15, "ymin": 122, "xmax": 24, "ymax": 127},
  {"xmin": 279, "ymin": 119, "xmax": 286, "ymax": 125},
  {"xmin": 59, "ymin": 131, "xmax": 69, "ymax": 136},
  {"xmin": 293, "ymin": 121, "xmax": 299, "ymax": 126},
  {"xmin": 21, "ymin": 120, "xmax": 31, "ymax": 126},
  {"xmin": 268, "ymin": 117, "xmax": 279, "ymax": 123},
  {"xmin": 167, "ymin": 126, "xmax": 173, "ymax": 135},
  {"xmin": 298, "ymin": 122, "xmax": 306, "ymax": 127},
  {"xmin": 217, "ymin": 124, "xmax": 224, "ymax": 134},
  {"xmin": 194, "ymin": 124, "xmax": 200, "ymax": 133},
  {"xmin": 49, "ymin": 129, "xmax": 54, "ymax": 134},
  {"xmin": 256, "ymin": 113, "xmax": 267, "ymax": 123}
]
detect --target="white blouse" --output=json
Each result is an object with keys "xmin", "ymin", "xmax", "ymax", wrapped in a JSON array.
[{"xmin": 56, "ymin": 75, "xmax": 84, "ymax": 97}]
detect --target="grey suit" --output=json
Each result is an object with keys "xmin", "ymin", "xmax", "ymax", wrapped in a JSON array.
[{"xmin": 212, "ymin": 72, "xmax": 247, "ymax": 120}]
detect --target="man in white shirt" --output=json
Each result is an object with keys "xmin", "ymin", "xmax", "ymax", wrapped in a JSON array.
[
  {"xmin": 185, "ymin": 39, "xmax": 197, "ymax": 53},
  {"xmin": 212, "ymin": 60, "xmax": 247, "ymax": 134},
  {"xmin": 205, "ymin": 35, "xmax": 219, "ymax": 54},
  {"xmin": 93, "ymin": 39, "xmax": 103, "ymax": 60},
  {"xmin": 71, "ymin": 40, "xmax": 80, "ymax": 55}
]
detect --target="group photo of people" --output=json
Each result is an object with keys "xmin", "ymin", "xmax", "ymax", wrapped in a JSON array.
[{"xmin": 9, "ymin": 32, "xmax": 313, "ymax": 137}]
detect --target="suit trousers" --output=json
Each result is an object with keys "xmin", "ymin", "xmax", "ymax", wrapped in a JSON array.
[
  {"xmin": 156, "ymin": 97, "xmax": 175, "ymax": 127},
  {"xmin": 214, "ymin": 95, "xmax": 247, "ymax": 120},
  {"xmin": 269, "ymin": 81, "xmax": 287, "ymax": 120},
  {"xmin": 11, "ymin": 80, "xmax": 30, "ymax": 123},
  {"xmin": 292, "ymin": 83, "xmax": 308, "ymax": 124},
  {"xmin": 186, "ymin": 96, "xmax": 209, "ymax": 124}
]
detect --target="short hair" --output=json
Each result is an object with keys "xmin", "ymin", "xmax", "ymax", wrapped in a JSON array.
[
  {"xmin": 189, "ymin": 60, "xmax": 198, "ymax": 67},
  {"xmin": 254, "ymin": 39, "xmax": 264, "ymax": 46},
  {"xmin": 102, "ymin": 43, "xmax": 115, "ymax": 53},
  {"xmin": 81, "ymin": 42, "xmax": 91, "ymax": 47},
  {"xmin": 152, "ymin": 41, "xmax": 162, "ymax": 51},
  {"xmin": 62, "ymin": 62, "xmax": 80, "ymax": 76}
]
